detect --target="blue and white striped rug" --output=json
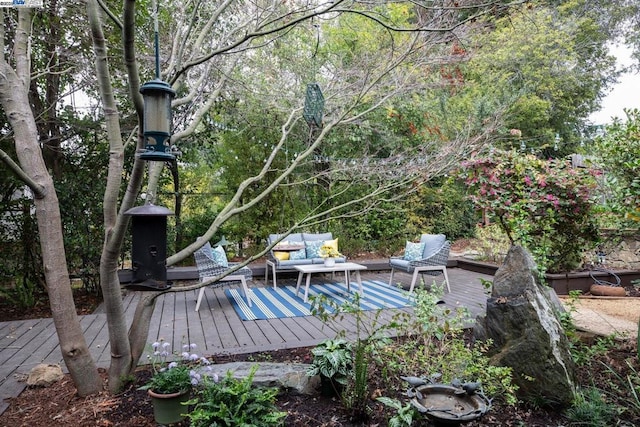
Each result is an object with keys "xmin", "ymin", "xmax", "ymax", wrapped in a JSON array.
[{"xmin": 224, "ymin": 280, "xmax": 413, "ymax": 321}]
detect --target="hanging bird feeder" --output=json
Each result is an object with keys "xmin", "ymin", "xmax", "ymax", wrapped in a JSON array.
[
  {"xmin": 139, "ymin": 79, "xmax": 176, "ymax": 161},
  {"xmin": 139, "ymin": 0, "xmax": 176, "ymax": 162},
  {"xmin": 303, "ymin": 83, "xmax": 324, "ymax": 128}
]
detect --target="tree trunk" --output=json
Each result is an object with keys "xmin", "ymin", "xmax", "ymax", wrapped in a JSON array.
[
  {"xmin": 86, "ymin": 0, "xmax": 132, "ymax": 392},
  {"xmin": 0, "ymin": 8, "xmax": 101, "ymax": 397}
]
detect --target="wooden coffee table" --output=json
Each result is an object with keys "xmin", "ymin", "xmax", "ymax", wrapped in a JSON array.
[{"xmin": 294, "ymin": 262, "xmax": 367, "ymax": 303}]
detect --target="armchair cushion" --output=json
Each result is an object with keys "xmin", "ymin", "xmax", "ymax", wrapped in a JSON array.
[
  {"xmin": 403, "ymin": 241, "xmax": 425, "ymax": 261},
  {"xmin": 390, "ymin": 258, "xmax": 411, "ymax": 269},
  {"xmin": 420, "ymin": 234, "xmax": 447, "ymax": 259},
  {"xmin": 211, "ymin": 245, "xmax": 229, "ymax": 267}
]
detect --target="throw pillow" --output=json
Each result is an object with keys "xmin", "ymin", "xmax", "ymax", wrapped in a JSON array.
[
  {"xmin": 289, "ymin": 248, "xmax": 306, "ymax": 260},
  {"xmin": 403, "ymin": 241, "xmax": 425, "ymax": 261},
  {"xmin": 273, "ymin": 251, "xmax": 290, "ymax": 261},
  {"xmin": 211, "ymin": 245, "xmax": 229, "ymax": 267},
  {"xmin": 324, "ymin": 238, "xmax": 339, "ymax": 253},
  {"xmin": 305, "ymin": 240, "xmax": 325, "ymax": 259}
]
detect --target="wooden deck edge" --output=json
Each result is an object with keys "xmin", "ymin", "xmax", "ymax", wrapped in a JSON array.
[{"xmin": 118, "ymin": 259, "xmax": 461, "ymax": 283}]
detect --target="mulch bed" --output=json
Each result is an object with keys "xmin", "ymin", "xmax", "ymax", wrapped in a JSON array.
[{"xmin": 1, "ymin": 336, "xmax": 639, "ymax": 426}]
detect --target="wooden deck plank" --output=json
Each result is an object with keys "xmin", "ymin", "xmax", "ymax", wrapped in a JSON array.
[
  {"xmin": 81, "ymin": 314, "xmax": 110, "ymax": 366},
  {"xmin": 213, "ymin": 287, "xmax": 273, "ymax": 349},
  {"xmin": 0, "ymin": 319, "xmax": 50, "ymax": 367}
]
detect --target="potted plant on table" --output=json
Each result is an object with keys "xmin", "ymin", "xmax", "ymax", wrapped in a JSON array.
[
  {"xmin": 138, "ymin": 341, "xmax": 212, "ymax": 425},
  {"xmin": 319, "ymin": 244, "xmax": 342, "ymax": 267}
]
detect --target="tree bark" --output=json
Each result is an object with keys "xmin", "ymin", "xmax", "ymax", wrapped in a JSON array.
[
  {"xmin": 87, "ymin": 0, "xmax": 137, "ymax": 393},
  {"xmin": 0, "ymin": 8, "xmax": 101, "ymax": 396}
]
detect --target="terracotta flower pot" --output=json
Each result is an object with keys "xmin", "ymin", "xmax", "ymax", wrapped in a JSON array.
[
  {"xmin": 589, "ymin": 284, "xmax": 627, "ymax": 297},
  {"xmin": 148, "ymin": 389, "xmax": 190, "ymax": 424}
]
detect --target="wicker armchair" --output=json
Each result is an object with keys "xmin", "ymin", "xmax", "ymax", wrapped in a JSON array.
[
  {"xmin": 193, "ymin": 243, "xmax": 253, "ymax": 311},
  {"xmin": 389, "ymin": 236, "xmax": 451, "ymax": 293}
]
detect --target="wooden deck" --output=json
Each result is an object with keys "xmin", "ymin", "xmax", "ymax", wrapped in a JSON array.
[{"xmin": 0, "ymin": 266, "xmax": 492, "ymax": 414}]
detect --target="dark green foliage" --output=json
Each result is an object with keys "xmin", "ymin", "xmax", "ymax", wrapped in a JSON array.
[
  {"xmin": 55, "ymin": 118, "xmax": 109, "ymax": 293},
  {"xmin": 329, "ymin": 204, "xmax": 407, "ymax": 257},
  {"xmin": 593, "ymin": 109, "xmax": 640, "ymax": 226},
  {"xmin": 406, "ymin": 178, "xmax": 477, "ymax": 240},
  {"xmin": 185, "ymin": 365, "xmax": 286, "ymax": 427}
]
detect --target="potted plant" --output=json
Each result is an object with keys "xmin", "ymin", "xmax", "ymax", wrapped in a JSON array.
[
  {"xmin": 138, "ymin": 341, "xmax": 211, "ymax": 425},
  {"xmin": 306, "ymin": 338, "xmax": 352, "ymax": 396},
  {"xmin": 319, "ymin": 244, "xmax": 342, "ymax": 267}
]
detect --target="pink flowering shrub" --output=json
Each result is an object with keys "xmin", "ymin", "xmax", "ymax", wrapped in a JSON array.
[{"xmin": 458, "ymin": 149, "xmax": 601, "ymax": 273}]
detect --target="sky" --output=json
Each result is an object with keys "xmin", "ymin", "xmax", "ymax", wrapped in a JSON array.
[{"xmin": 589, "ymin": 45, "xmax": 640, "ymax": 125}]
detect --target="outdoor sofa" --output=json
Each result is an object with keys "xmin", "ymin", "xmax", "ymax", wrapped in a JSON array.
[{"xmin": 265, "ymin": 232, "xmax": 346, "ymax": 288}]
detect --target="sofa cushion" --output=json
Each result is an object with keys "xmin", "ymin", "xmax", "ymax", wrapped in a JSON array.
[
  {"xmin": 323, "ymin": 238, "xmax": 339, "ymax": 253},
  {"xmin": 289, "ymin": 248, "xmax": 306, "ymax": 260},
  {"xmin": 305, "ymin": 240, "xmax": 325, "ymax": 259},
  {"xmin": 269, "ymin": 233, "xmax": 303, "ymax": 244},
  {"xmin": 278, "ymin": 258, "xmax": 313, "ymax": 266},
  {"xmin": 273, "ymin": 251, "xmax": 290, "ymax": 261},
  {"xmin": 302, "ymin": 232, "xmax": 333, "ymax": 241},
  {"xmin": 420, "ymin": 234, "xmax": 446, "ymax": 259},
  {"xmin": 311, "ymin": 256, "xmax": 347, "ymax": 264},
  {"xmin": 403, "ymin": 241, "xmax": 425, "ymax": 261}
]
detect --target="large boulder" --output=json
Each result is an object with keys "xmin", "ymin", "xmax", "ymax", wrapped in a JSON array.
[
  {"xmin": 474, "ymin": 245, "xmax": 576, "ymax": 407},
  {"xmin": 205, "ymin": 362, "xmax": 320, "ymax": 395}
]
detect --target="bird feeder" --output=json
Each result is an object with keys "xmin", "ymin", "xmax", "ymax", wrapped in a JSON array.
[
  {"xmin": 139, "ymin": 79, "xmax": 176, "ymax": 161},
  {"xmin": 124, "ymin": 204, "xmax": 174, "ymax": 290},
  {"xmin": 303, "ymin": 83, "xmax": 324, "ymax": 128}
]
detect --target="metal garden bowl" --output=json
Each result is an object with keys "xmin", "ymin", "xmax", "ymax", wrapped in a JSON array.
[{"xmin": 410, "ymin": 384, "xmax": 491, "ymax": 425}]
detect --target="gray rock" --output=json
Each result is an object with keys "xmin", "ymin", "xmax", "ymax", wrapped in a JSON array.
[
  {"xmin": 203, "ymin": 362, "xmax": 320, "ymax": 395},
  {"xmin": 26, "ymin": 364, "xmax": 64, "ymax": 387},
  {"xmin": 475, "ymin": 245, "xmax": 576, "ymax": 407}
]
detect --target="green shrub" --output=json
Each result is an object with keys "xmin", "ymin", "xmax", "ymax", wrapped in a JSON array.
[
  {"xmin": 406, "ymin": 177, "xmax": 478, "ymax": 240},
  {"xmin": 313, "ymin": 283, "xmax": 518, "ymax": 419},
  {"xmin": 565, "ymin": 387, "xmax": 620, "ymax": 426},
  {"xmin": 593, "ymin": 109, "xmax": 640, "ymax": 226},
  {"xmin": 185, "ymin": 365, "xmax": 286, "ymax": 427},
  {"xmin": 468, "ymin": 224, "xmax": 510, "ymax": 263},
  {"xmin": 380, "ymin": 285, "xmax": 518, "ymax": 405},
  {"xmin": 458, "ymin": 149, "xmax": 601, "ymax": 273}
]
